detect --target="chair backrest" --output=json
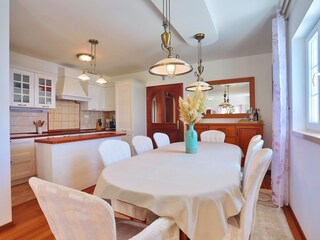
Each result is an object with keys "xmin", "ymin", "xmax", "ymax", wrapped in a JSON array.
[
  {"xmin": 242, "ymin": 139, "xmax": 264, "ymax": 183},
  {"xmin": 99, "ymin": 140, "xmax": 131, "ymax": 167},
  {"xmin": 153, "ymin": 132, "xmax": 170, "ymax": 148},
  {"xmin": 29, "ymin": 177, "xmax": 117, "ymax": 240},
  {"xmin": 200, "ymin": 130, "xmax": 226, "ymax": 142},
  {"xmin": 239, "ymin": 148, "xmax": 273, "ymax": 240},
  {"xmin": 132, "ymin": 135, "xmax": 154, "ymax": 155}
]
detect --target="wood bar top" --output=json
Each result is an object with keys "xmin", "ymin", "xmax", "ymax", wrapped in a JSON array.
[{"xmin": 34, "ymin": 132, "xmax": 125, "ymax": 144}]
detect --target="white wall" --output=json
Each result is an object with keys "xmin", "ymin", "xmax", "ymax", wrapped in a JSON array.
[
  {"xmin": 110, "ymin": 53, "xmax": 273, "ymax": 148},
  {"xmin": 0, "ymin": 0, "xmax": 12, "ymax": 226},
  {"xmin": 288, "ymin": 0, "xmax": 320, "ymax": 239}
]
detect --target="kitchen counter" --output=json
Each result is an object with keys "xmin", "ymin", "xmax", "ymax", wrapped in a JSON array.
[
  {"xmin": 10, "ymin": 128, "xmax": 116, "ymax": 139},
  {"xmin": 35, "ymin": 131, "xmax": 124, "ymax": 190},
  {"xmin": 34, "ymin": 132, "xmax": 125, "ymax": 144}
]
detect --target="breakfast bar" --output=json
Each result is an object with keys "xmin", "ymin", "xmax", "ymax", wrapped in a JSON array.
[{"xmin": 35, "ymin": 132, "xmax": 125, "ymax": 190}]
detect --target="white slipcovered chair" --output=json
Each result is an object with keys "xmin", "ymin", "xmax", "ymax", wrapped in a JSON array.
[
  {"xmin": 132, "ymin": 136, "xmax": 154, "ymax": 155},
  {"xmin": 153, "ymin": 132, "xmax": 170, "ymax": 148},
  {"xmin": 98, "ymin": 139, "xmax": 153, "ymax": 222},
  {"xmin": 242, "ymin": 138, "xmax": 264, "ymax": 182},
  {"xmin": 200, "ymin": 130, "xmax": 226, "ymax": 142},
  {"xmin": 29, "ymin": 177, "xmax": 179, "ymax": 240},
  {"xmin": 223, "ymin": 148, "xmax": 273, "ymax": 240}
]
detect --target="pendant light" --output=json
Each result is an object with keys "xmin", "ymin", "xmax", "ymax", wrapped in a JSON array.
[
  {"xmin": 185, "ymin": 33, "xmax": 213, "ymax": 92},
  {"xmin": 219, "ymin": 85, "xmax": 233, "ymax": 108},
  {"xmin": 77, "ymin": 39, "xmax": 107, "ymax": 84},
  {"xmin": 149, "ymin": 0, "xmax": 192, "ymax": 78}
]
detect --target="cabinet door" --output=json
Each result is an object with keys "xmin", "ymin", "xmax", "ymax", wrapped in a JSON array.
[
  {"xmin": 34, "ymin": 74, "xmax": 56, "ymax": 108},
  {"xmin": 194, "ymin": 125, "xmax": 209, "ymax": 140},
  {"xmin": 236, "ymin": 125, "xmax": 263, "ymax": 156},
  {"xmin": 10, "ymin": 138, "xmax": 36, "ymax": 181},
  {"xmin": 105, "ymin": 86, "xmax": 115, "ymax": 111},
  {"xmin": 10, "ymin": 68, "xmax": 35, "ymax": 107},
  {"xmin": 81, "ymin": 84, "xmax": 106, "ymax": 111}
]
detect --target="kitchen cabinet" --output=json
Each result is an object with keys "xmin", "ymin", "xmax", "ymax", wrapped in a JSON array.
[
  {"xmin": 9, "ymin": 68, "xmax": 35, "ymax": 107},
  {"xmin": 10, "ymin": 138, "xmax": 36, "ymax": 185},
  {"xmin": 10, "ymin": 67, "xmax": 56, "ymax": 108},
  {"xmin": 81, "ymin": 83, "xmax": 106, "ymax": 111},
  {"xmin": 34, "ymin": 73, "xmax": 56, "ymax": 108},
  {"xmin": 105, "ymin": 85, "xmax": 115, "ymax": 111},
  {"xmin": 115, "ymin": 79, "xmax": 146, "ymax": 148},
  {"xmin": 194, "ymin": 122, "xmax": 263, "ymax": 166}
]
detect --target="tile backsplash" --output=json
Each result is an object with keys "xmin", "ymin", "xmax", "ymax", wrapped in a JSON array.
[{"xmin": 10, "ymin": 100, "xmax": 113, "ymax": 133}]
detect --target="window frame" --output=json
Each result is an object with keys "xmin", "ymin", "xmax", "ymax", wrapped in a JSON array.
[{"xmin": 306, "ymin": 19, "xmax": 320, "ymax": 131}]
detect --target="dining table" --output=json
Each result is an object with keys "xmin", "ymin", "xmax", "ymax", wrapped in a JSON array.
[{"xmin": 94, "ymin": 141, "xmax": 245, "ymax": 240}]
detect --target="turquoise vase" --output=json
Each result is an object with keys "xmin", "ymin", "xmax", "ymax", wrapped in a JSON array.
[{"xmin": 185, "ymin": 124, "xmax": 198, "ymax": 154}]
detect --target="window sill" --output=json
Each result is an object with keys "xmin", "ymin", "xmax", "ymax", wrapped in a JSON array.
[{"xmin": 291, "ymin": 130, "xmax": 320, "ymax": 145}]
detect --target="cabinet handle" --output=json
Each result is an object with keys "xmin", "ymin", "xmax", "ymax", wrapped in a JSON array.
[{"xmin": 18, "ymin": 103, "xmax": 27, "ymax": 106}]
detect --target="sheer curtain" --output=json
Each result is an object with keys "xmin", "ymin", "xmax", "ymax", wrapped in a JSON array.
[{"xmin": 271, "ymin": 10, "xmax": 289, "ymax": 207}]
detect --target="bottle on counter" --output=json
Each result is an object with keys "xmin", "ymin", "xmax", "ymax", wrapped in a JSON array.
[{"xmin": 253, "ymin": 108, "xmax": 259, "ymax": 121}]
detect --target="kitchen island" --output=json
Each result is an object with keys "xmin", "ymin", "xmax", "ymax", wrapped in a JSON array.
[{"xmin": 35, "ymin": 132, "xmax": 125, "ymax": 190}]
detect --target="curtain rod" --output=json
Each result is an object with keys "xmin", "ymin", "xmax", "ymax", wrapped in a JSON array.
[{"xmin": 280, "ymin": 0, "xmax": 291, "ymax": 17}]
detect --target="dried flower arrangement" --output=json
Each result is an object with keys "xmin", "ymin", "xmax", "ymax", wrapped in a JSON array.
[{"xmin": 179, "ymin": 88, "xmax": 207, "ymax": 125}]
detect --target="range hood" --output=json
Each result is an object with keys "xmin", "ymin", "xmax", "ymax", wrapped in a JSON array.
[{"xmin": 56, "ymin": 67, "xmax": 91, "ymax": 102}]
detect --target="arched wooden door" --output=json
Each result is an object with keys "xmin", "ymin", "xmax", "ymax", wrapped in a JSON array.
[{"xmin": 147, "ymin": 83, "xmax": 183, "ymax": 145}]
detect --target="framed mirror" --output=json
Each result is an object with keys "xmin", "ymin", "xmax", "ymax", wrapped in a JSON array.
[{"xmin": 203, "ymin": 77, "xmax": 255, "ymax": 118}]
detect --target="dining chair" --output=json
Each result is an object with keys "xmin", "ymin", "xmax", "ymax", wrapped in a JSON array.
[
  {"xmin": 132, "ymin": 135, "xmax": 154, "ymax": 155},
  {"xmin": 153, "ymin": 132, "xmax": 170, "ymax": 148},
  {"xmin": 29, "ymin": 177, "xmax": 179, "ymax": 240},
  {"xmin": 99, "ymin": 139, "xmax": 131, "ymax": 166},
  {"xmin": 223, "ymin": 148, "xmax": 273, "ymax": 240},
  {"xmin": 241, "ymin": 139, "xmax": 264, "ymax": 182},
  {"xmin": 98, "ymin": 139, "xmax": 154, "ymax": 222},
  {"xmin": 200, "ymin": 130, "xmax": 226, "ymax": 142}
]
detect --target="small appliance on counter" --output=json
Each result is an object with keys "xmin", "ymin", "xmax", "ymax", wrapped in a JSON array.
[{"xmin": 109, "ymin": 116, "xmax": 116, "ymax": 129}]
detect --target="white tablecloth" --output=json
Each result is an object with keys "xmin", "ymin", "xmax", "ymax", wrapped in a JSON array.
[{"xmin": 94, "ymin": 142, "xmax": 245, "ymax": 240}]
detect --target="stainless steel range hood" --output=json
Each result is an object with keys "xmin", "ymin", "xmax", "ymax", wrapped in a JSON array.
[{"xmin": 56, "ymin": 67, "xmax": 91, "ymax": 102}]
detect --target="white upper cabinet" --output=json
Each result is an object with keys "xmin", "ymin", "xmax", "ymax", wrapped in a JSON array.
[
  {"xmin": 81, "ymin": 82, "xmax": 106, "ymax": 111},
  {"xmin": 10, "ymin": 68, "xmax": 35, "ymax": 107},
  {"xmin": 105, "ymin": 85, "xmax": 115, "ymax": 111},
  {"xmin": 34, "ymin": 73, "xmax": 56, "ymax": 108},
  {"xmin": 10, "ymin": 67, "xmax": 56, "ymax": 108}
]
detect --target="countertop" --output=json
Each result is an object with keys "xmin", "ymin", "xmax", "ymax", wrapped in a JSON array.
[
  {"xmin": 10, "ymin": 129, "xmax": 117, "ymax": 139},
  {"xmin": 34, "ymin": 132, "xmax": 125, "ymax": 144}
]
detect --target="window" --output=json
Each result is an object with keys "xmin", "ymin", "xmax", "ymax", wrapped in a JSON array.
[{"xmin": 306, "ymin": 20, "xmax": 320, "ymax": 131}]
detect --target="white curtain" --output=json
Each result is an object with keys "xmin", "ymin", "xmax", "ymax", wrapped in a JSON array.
[{"xmin": 271, "ymin": 10, "xmax": 289, "ymax": 207}]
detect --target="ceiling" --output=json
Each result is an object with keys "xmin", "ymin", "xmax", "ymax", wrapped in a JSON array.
[{"xmin": 10, "ymin": 0, "xmax": 281, "ymax": 77}]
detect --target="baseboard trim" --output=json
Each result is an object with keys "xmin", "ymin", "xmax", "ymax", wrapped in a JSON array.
[
  {"xmin": 282, "ymin": 205, "xmax": 306, "ymax": 240},
  {"xmin": 0, "ymin": 221, "xmax": 14, "ymax": 232}
]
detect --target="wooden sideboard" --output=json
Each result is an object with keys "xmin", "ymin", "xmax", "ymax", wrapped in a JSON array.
[{"xmin": 194, "ymin": 122, "xmax": 264, "ymax": 166}]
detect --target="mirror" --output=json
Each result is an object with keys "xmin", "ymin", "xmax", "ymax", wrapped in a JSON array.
[{"xmin": 204, "ymin": 77, "xmax": 255, "ymax": 118}]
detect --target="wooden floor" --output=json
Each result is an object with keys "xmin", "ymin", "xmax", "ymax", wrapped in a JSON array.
[{"xmin": 0, "ymin": 175, "xmax": 304, "ymax": 240}]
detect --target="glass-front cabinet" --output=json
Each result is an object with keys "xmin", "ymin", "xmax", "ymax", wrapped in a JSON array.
[
  {"xmin": 10, "ymin": 68, "xmax": 35, "ymax": 107},
  {"xmin": 10, "ymin": 68, "xmax": 56, "ymax": 108},
  {"xmin": 34, "ymin": 74, "xmax": 56, "ymax": 108}
]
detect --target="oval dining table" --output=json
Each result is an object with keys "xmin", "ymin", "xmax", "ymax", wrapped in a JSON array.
[{"xmin": 94, "ymin": 141, "xmax": 245, "ymax": 240}]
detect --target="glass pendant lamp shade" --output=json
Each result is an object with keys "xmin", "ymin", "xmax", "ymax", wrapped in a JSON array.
[
  {"xmin": 185, "ymin": 80, "xmax": 212, "ymax": 92},
  {"xmin": 96, "ymin": 75, "xmax": 107, "ymax": 84},
  {"xmin": 149, "ymin": 57, "xmax": 193, "ymax": 78},
  {"xmin": 78, "ymin": 71, "xmax": 90, "ymax": 81}
]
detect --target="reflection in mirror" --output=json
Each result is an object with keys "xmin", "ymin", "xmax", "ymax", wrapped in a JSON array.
[
  {"xmin": 204, "ymin": 77, "xmax": 255, "ymax": 118},
  {"xmin": 207, "ymin": 82, "xmax": 250, "ymax": 114},
  {"xmin": 152, "ymin": 91, "xmax": 176, "ymax": 123}
]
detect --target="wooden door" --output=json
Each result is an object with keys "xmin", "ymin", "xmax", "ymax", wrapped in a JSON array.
[{"xmin": 147, "ymin": 83, "xmax": 183, "ymax": 145}]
